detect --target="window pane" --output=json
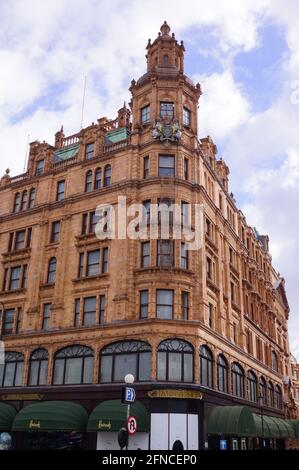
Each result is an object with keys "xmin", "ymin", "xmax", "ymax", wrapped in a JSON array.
[
  {"xmin": 157, "ymin": 290, "xmax": 173, "ymax": 305},
  {"xmin": 100, "ymin": 355, "xmax": 113, "ymax": 383},
  {"xmin": 87, "ymin": 250, "xmax": 100, "ymax": 276},
  {"xmin": 15, "ymin": 362, "xmax": 23, "ymax": 386},
  {"xmin": 157, "ymin": 351, "xmax": 166, "ymax": 380},
  {"xmin": 138, "ymin": 352, "xmax": 151, "ymax": 381},
  {"xmin": 184, "ymin": 354, "xmax": 193, "ymax": 382},
  {"xmin": 64, "ymin": 357, "xmax": 83, "ymax": 384},
  {"xmin": 159, "ymin": 156, "xmax": 175, "ymax": 177},
  {"xmin": 3, "ymin": 363, "xmax": 15, "ymax": 387},
  {"xmin": 168, "ymin": 352, "xmax": 182, "ymax": 381},
  {"xmin": 53, "ymin": 358, "xmax": 64, "ymax": 384},
  {"xmin": 83, "ymin": 356, "xmax": 93, "ymax": 383},
  {"xmin": 114, "ymin": 354, "xmax": 137, "ymax": 382},
  {"xmin": 29, "ymin": 361, "xmax": 39, "ymax": 386},
  {"xmin": 39, "ymin": 361, "xmax": 48, "ymax": 385},
  {"xmin": 156, "ymin": 305, "xmax": 172, "ymax": 319}
]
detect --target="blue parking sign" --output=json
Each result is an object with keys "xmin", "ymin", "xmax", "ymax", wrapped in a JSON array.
[{"xmin": 122, "ymin": 386, "xmax": 136, "ymax": 404}]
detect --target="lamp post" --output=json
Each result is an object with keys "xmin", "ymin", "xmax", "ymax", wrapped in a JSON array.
[
  {"xmin": 124, "ymin": 373, "xmax": 135, "ymax": 450},
  {"xmin": 258, "ymin": 393, "xmax": 264, "ymax": 449}
]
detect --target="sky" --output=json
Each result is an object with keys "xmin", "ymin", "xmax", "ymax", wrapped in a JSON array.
[{"xmin": 0, "ymin": 0, "xmax": 298, "ymax": 359}]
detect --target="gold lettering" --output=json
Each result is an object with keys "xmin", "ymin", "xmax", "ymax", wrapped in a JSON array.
[
  {"xmin": 29, "ymin": 420, "xmax": 41, "ymax": 429},
  {"xmin": 148, "ymin": 389, "xmax": 203, "ymax": 400},
  {"xmin": 97, "ymin": 420, "xmax": 112, "ymax": 430}
]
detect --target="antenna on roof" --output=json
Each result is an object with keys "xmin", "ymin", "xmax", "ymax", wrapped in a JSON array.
[
  {"xmin": 23, "ymin": 134, "xmax": 30, "ymax": 173},
  {"xmin": 80, "ymin": 75, "xmax": 87, "ymax": 129}
]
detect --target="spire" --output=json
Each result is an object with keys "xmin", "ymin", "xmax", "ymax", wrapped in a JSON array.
[{"xmin": 160, "ymin": 21, "xmax": 171, "ymax": 37}]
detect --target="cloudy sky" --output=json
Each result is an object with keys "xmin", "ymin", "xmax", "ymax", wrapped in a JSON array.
[{"xmin": 0, "ymin": 0, "xmax": 298, "ymax": 358}]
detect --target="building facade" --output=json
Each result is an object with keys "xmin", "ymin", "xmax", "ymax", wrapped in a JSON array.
[{"xmin": 0, "ymin": 22, "xmax": 298, "ymax": 450}]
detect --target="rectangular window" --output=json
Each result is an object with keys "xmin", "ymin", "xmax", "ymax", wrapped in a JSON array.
[
  {"xmin": 157, "ymin": 240, "xmax": 173, "ymax": 268},
  {"xmin": 181, "ymin": 201, "xmax": 190, "ymax": 227},
  {"xmin": 50, "ymin": 221, "xmax": 61, "ymax": 243},
  {"xmin": 89, "ymin": 211, "xmax": 98, "ymax": 234},
  {"xmin": 35, "ymin": 159, "xmax": 45, "ymax": 175},
  {"xmin": 158, "ymin": 198, "xmax": 173, "ymax": 226},
  {"xmin": 180, "ymin": 242, "xmax": 188, "ymax": 269},
  {"xmin": 142, "ymin": 200, "xmax": 151, "ymax": 225},
  {"xmin": 74, "ymin": 299, "xmax": 80, "ymax": 327},
  {"xmin": 141, "ymin": 105, "xmax": 150, "ymax": 124},
  {"xmin": 183, "ymin": 107, "xmax": 191, "ymax": 126},
  {"xmin": 56, "ymin": 180, "xmax": 65, "ymax": 201},
  {"xmin": 158, "ymin": 155, "xmax": 175, "ymax": 177},
  {"xmin": 102, "ymin": 248, "xmax": 109, "ymax": 273},
  {"xmin": 160, "ymin": 102, "xmax": 174, "ymax": 119},
  {"xmin": 140, "ymin": 290, "xmax": 149, "ymax": 319},
  {"xmin": 156, "ymin": 289, "xmax": 173, "ymax": 319},
  {"xmin": 205, "ymin": 218, "xmax": 211, "ymax": 237},
  {"xmin": 85, "ymin": 143, "xmax": 95, "ymax": 160},
  {"xmin": 78, "ymin": 253, "xmax": 84, "ymax": 278},
  {"xmin": 233, "ymin": 323, "xmax": 237, "ymax": 343},
  {"xmin": 184, "ymin": 158, "xmax": 189, "ymax": 180},
  {"xmin": 181, "ymin": 291, "xmax": 189, "ymax": 320},
  {"xmin": 3, "ymin": 309, "xmax": 15, "ymax": 335},
  {"xmin": 15, "ymin": 308, "xmax": 23, "ymax": 334},
  {"xmin": 99, "ymin": 295, "xmax": 106, "ymax": 325},
  {"xmin": 42, "ymin": 303, "xmax": 51, "ymax": 330},
  {"xmin": 207, "ymin": 257, "xmax": 212, "ymax": 280},
  {"xmin": 143, "ymin": 156, "xmax": 149, "ymax": 178},
  {"xmin": 83, "ymin": 297, "xmax": 96, "ymax": 326},
  {"xmin": 141, "ymin": 241, "xmax": 150, "ymax": 267},
  {"xmin": 231, "ymin": 281, "xmax": 235, "ymax": 302},
  {"xmin": 87, "ymin": 250, "xmax": 100, "ymax": 277},
  {"xmin": 21, "ymin": 265, "xmax": 27, "ymax": 288},
  {"xmin": 28, "ymin": 189, "xmax": 36, "ymax": 208},
  {"xmin": 15, "ymin": 230, "xmax": 26, "ymax": 250},
  {"xmin": 208, "ymin": 303, "xmax": 213, "ymax": 328},
  {"xmin": 9, "ymin": 266, "xmax": 21, "ymax": 290}
]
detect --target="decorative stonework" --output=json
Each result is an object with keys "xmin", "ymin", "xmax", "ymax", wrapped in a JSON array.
[{"xmin": 152, "ymin": 120, "xmax": 182, "ymax": 143}]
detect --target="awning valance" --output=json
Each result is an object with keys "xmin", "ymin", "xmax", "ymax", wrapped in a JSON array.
[
  {"xmin": 0, "ymin": 403, "xmax": 17, "ymax": 431},
  {"xmin": 87, "ymin": 400, "xmax": 149, "ymax": 432},
  {"xmin": 12, "ymin": 401, "xmax": 88, "ymax": 432},
  {"xmin": 207, "ymin": 406, "xmax": 256, "ymax": 437}
]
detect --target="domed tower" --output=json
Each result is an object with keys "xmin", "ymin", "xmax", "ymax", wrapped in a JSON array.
[{"xmin": 130, "ymin": 21, "xmax": 202, "ymax": 146}]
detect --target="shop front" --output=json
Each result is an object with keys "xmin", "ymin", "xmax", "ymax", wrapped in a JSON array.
[{"xmin": 0, "ymin": 403, "xmax": 16, "ymax": 450}]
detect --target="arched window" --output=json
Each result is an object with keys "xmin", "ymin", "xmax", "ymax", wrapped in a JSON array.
[
  {"xmin": 47, "ymin": 257, "xmax": 57, "ymax": 284},
  {"xmin": 231, "ymin": 362, "xmax": 244, "ymax": 398},
  {"xmin": 268, "ymin": 381, "xmax": 274, "ymax": 407},
  {"xmin": 94, "ymin": 168, "xmax": 102, "ymax": 190},
  {"xmin": 100, "ymin": 340, "xmax": 151, "ymax": 383},
  {"xmin": 272, "ymin": 351, "xmax": 278, "ymax": 371},
  {"xmin": 85, "ymin": 170, "xmax": 93, "ymax": 192},
  {"xmin": 20, "ymin": 190, "xmax": 27, "ymax": 211},
  {"xmin": 28, "ymin": 349, "xmax": 48, "ymax": 386},
  {"xmin": 0, "ymin": 352, "xmax": 24, "ymax": 387},
  {"xmin": 53, "ymin": 345, "xmax": 93, "ymax": 385},
  {"xmin": 13, "ymin": 193, "xmax": 20, "ymax": 212},
  {"xmin": 163, "ymin": 54, "xmax": 169, "ymax": 65},
  {"xmin": 259, "ymin": 376, "xmax": 267, "ymax": 405},
  {"xmin": 275, "ymin": 384, "xmax": 282, "ymax": 409},
  {"xmin": 28, "ymin": 188, "xmax": 36, "ymax": 208},
  {"xmin": 199, "ymin": 345, "xmax": 213, "ymax": 388},
  {"xmin": 104, "ymin": 165, "xmax": 111, "ymax": 187},
  {"xmin": 157, "ymin": 339, "xmax": 193, "ymax": 383},
  {"xmin": 247, "ymin": 371, "xmax": 258, "ymax": 402},
  {"xmin": 217, "ymin": 354, "xmax": 228, "ymax": 393}
]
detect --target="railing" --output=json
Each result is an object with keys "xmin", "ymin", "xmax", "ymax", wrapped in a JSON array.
[
  {"xmin": 62, "ymin": 133, "xmax": 80, "ymax": 147},
  {"xmin": 50, "ymin": 156, "xmax": 77, "ymax": 169},
  {"xmin": 10, "ymin": 173, "xmax": 28, "ymax": 183},
  {"xmin": 102, "ymin": 137, "xmax": 131, "ymax": 154}
]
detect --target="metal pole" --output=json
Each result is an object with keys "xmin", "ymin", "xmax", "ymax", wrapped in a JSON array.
[{"xmin": 126, "ymin": 403, "xmax": 130, "ymax": 450}]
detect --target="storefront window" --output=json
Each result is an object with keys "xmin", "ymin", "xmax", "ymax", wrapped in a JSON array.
[
  {"xmin": 99, "ymin": 341, "xmax": 151, "ymax": 383},
  {"xmin": 53, "ymin": 345, "xmax": 93, "ymax": 385},
  {"xmin": 231, "ymin": 362, "xmax": 244, "ymax": 398},
  {"xmin": 199, "ymin": 345, "xmax": 213, "ymax": 388},
  {"xmin": 217, "ymin": 354, "xmax": 228, "ymax": 393},
  {"xmin": 157, "ymin": 339, "xmax": 193, "ymax": 382},
  {"xmin": 0, "ymin": 352, "xmax": 24, "ymax": 387},
  {"xmin": 28, "ymin": 349, "xmax": 48, "ymax": 386}
]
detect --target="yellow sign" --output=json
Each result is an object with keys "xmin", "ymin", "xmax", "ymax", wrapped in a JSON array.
[
  {"xmin": 148, "ymin": 389, "xmax": 203, "ymax": 400},
  {"xmin": 0, "ymin": 393, "xmax": 44, "ymax": 401},
  {"xmin": 97, "ymin": 420, "xmax": 112, "ymax": 430},
  {"xmin": 29, "ymin": 420, "xmax": 41, "ymax": 429}
]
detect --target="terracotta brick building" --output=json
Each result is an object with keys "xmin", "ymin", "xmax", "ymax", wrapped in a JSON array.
[{"xmin": 0, "ymin": 21, "xmax": 298, "ymax": 450}]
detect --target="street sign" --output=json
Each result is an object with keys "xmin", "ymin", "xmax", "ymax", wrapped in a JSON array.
[
  {"xmin": 127, "ymin": 416, "xmax": 138, "ymax": 435},
  {"xmin": 121, "ymin": 386, "xmax": 136, "ymax": 404}
]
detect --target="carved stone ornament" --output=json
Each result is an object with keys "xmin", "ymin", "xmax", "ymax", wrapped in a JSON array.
[{"xmin": 152, "ymin": 120, "xmax": 182, "ymax": 143}]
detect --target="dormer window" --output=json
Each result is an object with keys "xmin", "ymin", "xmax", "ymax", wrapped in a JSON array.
[
  {"xmin": 141, "ymin": 105, "xmax": 150, "ymax": 124},
  {"xmin": 160, "ymin": 102, "xmax": 174, "ymax": 120},
  {"xmin": 35, "ymin": 159, "xmax": 44, "ymax": 176},
  {"xmin": 85, "ymin": 143, "xmax": 95, "ymax": 160}
]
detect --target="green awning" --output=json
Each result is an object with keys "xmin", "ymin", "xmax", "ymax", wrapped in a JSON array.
[
  {"xmin": 87, "ymin": 400, "xmax": 149, "ymax": 432},
  {"xmin": 289, "ymin": 419, "xmax": 299, "ymax": 438},
  {"xmin": 265, "ymin": 416, "xmax": 295, "ymax": 438},
  {"xmin": 208, "ymin": 406, "xmax": 256, "ymax": 437},
  {"xmin": 0, "ymin": 403, "xmax": 17, "ymax": 431},
  {"xmin": 53, "ymin": 144, "xmax": 79, "ymax": 163},
  {"xmin": 12, "ymin": 401, "xmax": 88, "ymax": 432}
]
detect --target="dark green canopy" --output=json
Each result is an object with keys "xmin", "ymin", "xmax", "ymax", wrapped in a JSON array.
[
  {"xmin": 12, "ymin": 401, "xmax": 88, "ymax": 432},
  {"xmin": 208, "ymin": 406, "xmax": 256, "ymax": 437},
  {"xmin": 87, "ymin": 400, "xmax": 149, "ymax": 432},
  {"xmin": 253, "ymin": 414, "xmax": 295, "ymax": 438},
  {"xmin": 289, "ymin": 419, "xmax": 299, "ymax": 438},
  {"xmin": 0, "ymin": 403, "xmax": 17, "ymax": 431}
]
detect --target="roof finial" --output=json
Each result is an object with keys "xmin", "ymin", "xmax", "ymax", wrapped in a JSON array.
[{"xmin": 160, "ymin": 21, "xmax": 170, "ymax": 36}]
